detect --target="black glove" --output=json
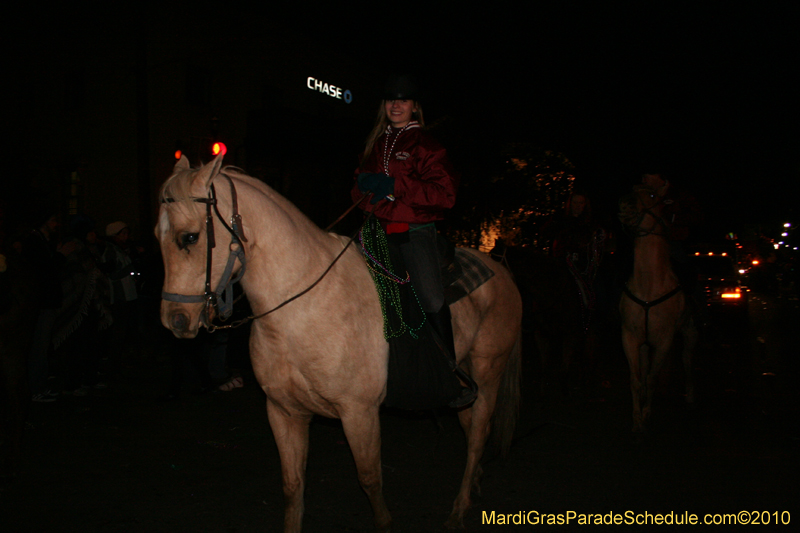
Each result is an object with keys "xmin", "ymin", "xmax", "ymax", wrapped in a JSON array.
[{"xmin": 357, "ymin": 173, "xmax": 395, "ymax": 204}]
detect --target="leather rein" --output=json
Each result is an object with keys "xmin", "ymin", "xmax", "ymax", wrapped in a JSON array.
[{"xmin": 161, "ymin": 171, "xmax": 372, "ymax": 332}]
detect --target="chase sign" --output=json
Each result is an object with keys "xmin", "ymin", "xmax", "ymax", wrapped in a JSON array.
[{"xmin": 307, "ymin": 77, "xmax": 352, "ymax": 104}]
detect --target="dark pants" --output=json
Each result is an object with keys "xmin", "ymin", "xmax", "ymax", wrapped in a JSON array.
[
  {"xmin": 28, "ymin": 308, "xmax": 57, "ymax": 395},
  {"xmin": 392, "ymin": 223, "xmax": 444, "ymax": 313},
  {"xmin": 61, "ymin": 308, "xmax": 103, "ymax": 390}
]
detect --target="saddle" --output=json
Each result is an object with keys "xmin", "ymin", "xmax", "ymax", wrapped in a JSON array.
[{"xmin": 440, "ymin": 242, "xmax": 495, "ymax": 305}]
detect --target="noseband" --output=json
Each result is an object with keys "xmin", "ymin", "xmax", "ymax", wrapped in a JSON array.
[{"xmin": 161, "ymin": 172, "xmax": 248, "ymax": 327}]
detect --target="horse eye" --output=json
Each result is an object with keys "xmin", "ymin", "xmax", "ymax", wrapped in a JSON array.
[{"xmin": 178, "ymin": 232, "xmax": 199, "ymax": 249}]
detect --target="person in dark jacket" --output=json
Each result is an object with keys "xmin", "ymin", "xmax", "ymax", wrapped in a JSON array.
[
  {"xmin": 100, "ymin": 221, "xmax": 142, "ymax": 364},
  {"xmin": 543, "ymin": 191, "xmax": 605, "ymax": 279},
  {"xmin": 23, "ymin": 209, "xmax": 76, "ymax": 401},
  {"xmin": 352, "ymin": 76, "xmax": 476, "ymax": 407},
  {"xmin": 541, "ymin": 191, "xmax": 606, "ymax": 329}
]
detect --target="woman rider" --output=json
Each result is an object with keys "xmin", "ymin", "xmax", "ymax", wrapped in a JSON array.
[{"xmin": 351, "ymin": 76, "xmax": 477, "ymax": 407}]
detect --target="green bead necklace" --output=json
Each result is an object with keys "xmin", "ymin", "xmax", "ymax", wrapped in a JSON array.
[{"xmin": 359, "ymin": 220, "xmax": 426, "ymax": 341}]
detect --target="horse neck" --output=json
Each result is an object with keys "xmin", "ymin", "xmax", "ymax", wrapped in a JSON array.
[
  {"xmin": 630, "ymin": 233, "xmax": 676, "ymax": 290},
  {"xmin": 233, "ymin": 178, "xmax": 337, "ymax": 312}
]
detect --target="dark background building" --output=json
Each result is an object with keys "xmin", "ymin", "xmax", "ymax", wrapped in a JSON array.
[{"xmin": 5, "ymin": 5, "xmax": 799, "ymax": 246}]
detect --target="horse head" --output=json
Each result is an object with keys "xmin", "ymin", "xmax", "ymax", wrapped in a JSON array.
[
  {"xmin": 618, "ymin": 184, "xmax": 670, "ymax": 237},
  {"xmin": 156, "ymin": 153, "xmax": 245, "ymax": 338}
]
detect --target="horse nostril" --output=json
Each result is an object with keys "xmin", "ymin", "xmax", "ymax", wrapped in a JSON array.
[{"xmin": 171, "ymin": 313, "xmax": 190, "ymax": 331}]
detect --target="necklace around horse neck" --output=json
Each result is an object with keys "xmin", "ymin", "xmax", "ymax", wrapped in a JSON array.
[{"xmin": 382, "ymin": 122, "xmax": 414, "ymax": 175}]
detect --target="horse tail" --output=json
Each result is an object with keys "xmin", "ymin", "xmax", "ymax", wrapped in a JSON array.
[{"xmin": 490, "ymin": 330, "xmax": 522, "ymax": 458}]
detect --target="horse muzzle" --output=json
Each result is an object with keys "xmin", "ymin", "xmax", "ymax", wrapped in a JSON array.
[{"xmin": 161, "ymin": 301, "xmax": 203, "ymax": 338}]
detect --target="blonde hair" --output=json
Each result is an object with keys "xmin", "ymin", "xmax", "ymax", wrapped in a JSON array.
[{"xmin": 361, "ymin": 100, "xmax": 425, "ymax": 163}]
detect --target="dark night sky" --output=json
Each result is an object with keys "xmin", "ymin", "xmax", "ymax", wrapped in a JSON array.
[
  {"xmin": 9, "ymin": 4, "xmax": 799, "ymax": 234},
  {"xmin": 187, "ymin": 4, "xmax": 798, "ymax": 227},
  {"xmin": 318, "ymin": 5, "xmax": 799, "ymax": 230}
]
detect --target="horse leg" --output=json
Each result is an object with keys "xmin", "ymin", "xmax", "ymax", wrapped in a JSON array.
[
  {"xmin": 266, "ymin": 400, "xmax": 312, "ymax": 533},
  {"xmin": 584, "ymin": 325, "xmax": 600, "ymax": 384},
  {"xmin": 642, "ymin": 334, "xmax": 675, "ymax": 426},
  {"xmin": 681, "ymin": 319, "xmax": 698, "ymax": 405},
  {"xmin": 446, "ymin": 388, "xmax": 497, "ymax": 529},
  {"xmin": 340, "ymin": 407, "xmax": 391, "ymax": 533},
  {"xmin": 559, "ymin": 335, "xmax": 578, "ymax": 397},
  {"xmin": 0, "ymin": 316, "xmax": 31, "ymax": 481},
  {"xmin": 621, "ymin": 330, "xmax": 646, "ymax": 432},
  {"xmin": 533, "ymin": 325, "xmax": 549, "ymax": 400}
]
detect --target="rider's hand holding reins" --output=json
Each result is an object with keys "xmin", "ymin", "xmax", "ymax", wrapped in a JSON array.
[{"xmin": 357, "ymin": 173, "xmax": 395, "ymax": 204}]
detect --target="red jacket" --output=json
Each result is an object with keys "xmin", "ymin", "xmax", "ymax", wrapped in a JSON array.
[{"xmin": 351, "ymin": 122, "xmax": 458, "ymax": 225}]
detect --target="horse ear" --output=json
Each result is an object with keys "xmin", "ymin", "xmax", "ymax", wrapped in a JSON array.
[
  {"xmin": 192, "ymin": 153, "xmax": 225, "ymax": 193},
  {"xmin": 173, "ymin": 155, "xmax": 191, "ymax": 172}
]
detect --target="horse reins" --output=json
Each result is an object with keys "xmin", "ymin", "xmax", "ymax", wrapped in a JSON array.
[
  {"xmin": 209, "ymin": 193, "xmax": 375, "ymax": 331},
  {"xmin": 162, "ymin": 170, "xmax": 373, "ymax": 332},
  {"xmin": 620, "ymin": 187, "xmax": 682, "ymax": 345}
]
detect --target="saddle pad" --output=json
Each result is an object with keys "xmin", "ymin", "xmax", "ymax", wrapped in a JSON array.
[{"xmin": 444, "ymin": 248, "xmax": 495, "ymax": 305}]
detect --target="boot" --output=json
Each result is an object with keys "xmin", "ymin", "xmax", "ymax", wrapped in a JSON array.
[{"xmin": 428, "ymin": 305, "xmax": 478, "ymax": 408}]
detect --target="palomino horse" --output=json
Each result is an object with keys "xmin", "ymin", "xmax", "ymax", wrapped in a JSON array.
[
  {"xmin": 618, "ymin": 185, "xmax": 696, "ymax": 433},
  {"xmin": 156, "ymin": 154, "xmax": 522, "ymax": 532}
]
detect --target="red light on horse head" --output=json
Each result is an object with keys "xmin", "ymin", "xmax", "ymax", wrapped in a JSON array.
[
  {"xmin": 212, "ymin": 142, "xmax": 227, "ymax": 156},
  {"xmin": 174, "ymin": 149, "xmax": 183, "ymax": 160}
]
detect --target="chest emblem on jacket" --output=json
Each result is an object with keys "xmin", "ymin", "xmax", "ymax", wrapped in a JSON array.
[{"xmin": 394, "ymin": 151, "xmax": 411, "ymax": 161}]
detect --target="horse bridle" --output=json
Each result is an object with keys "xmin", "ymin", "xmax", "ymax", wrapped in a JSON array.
[
  {"xmin": 162, "ymin": 169, "xmax": 375, "ymax": 332},
  {"xmin": 624, "ymin": 187, "xmax": 671, "ymax": 239},
  {"xmin": 161, "ymin": 172, "xmax": 248, "ymax": 327}
]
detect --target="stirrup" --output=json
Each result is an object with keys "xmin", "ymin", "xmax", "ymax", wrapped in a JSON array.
[
  {"xmin": 449, "ymin": 387, "xmax": 478, "ymax": 408},
  {"xmin": 449, "ymin": 366, "xmax": 478, "ymax": 408}
]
